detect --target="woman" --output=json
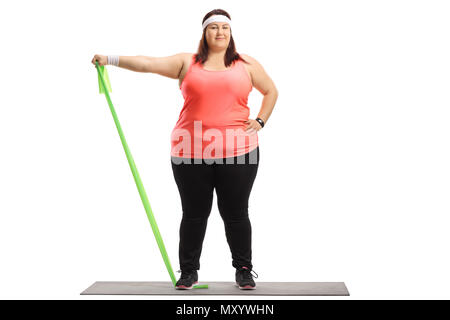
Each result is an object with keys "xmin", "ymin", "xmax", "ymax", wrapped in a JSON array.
[{"xmin": 91, "ymin": 9, "xmax": 278, "ymax": 290}]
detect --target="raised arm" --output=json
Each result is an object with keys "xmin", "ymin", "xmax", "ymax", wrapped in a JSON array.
[{"xmin": 91, "ymin": 53, "xmax": 185, "ymax": 78}]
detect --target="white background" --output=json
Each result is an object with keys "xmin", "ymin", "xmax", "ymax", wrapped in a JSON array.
[{"xmin": 0, "ymin": 0, "xmax": 449, "ymax": 300}]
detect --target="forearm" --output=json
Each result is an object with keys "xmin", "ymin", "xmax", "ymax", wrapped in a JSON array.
[
  {"xmin": 116, "ymin": 55, "xmax": 151, "ymax": 73},
  {"xmin": 257, "ymin": 90, "xmax": 278, "ymax": 124}
]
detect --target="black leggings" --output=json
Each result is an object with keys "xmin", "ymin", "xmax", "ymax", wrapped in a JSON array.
[{"xmin": 171, "ymin": 146, "xmax": 259, "ymax": 272}]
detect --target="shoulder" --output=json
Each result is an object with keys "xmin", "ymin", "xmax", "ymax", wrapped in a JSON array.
[
  {"xmin": 238, "ymin": 54, "xmax": 276, "ymax": 95},
  {"xmin": 182, "ymin": 52, "xmax": 196, "ymax": 60},
  {"xmin": 177, "ymin": 53, "xmax": 195, "ymax": 70},
  {"xmin": 181, "ymin": 52, "xmax": 195, "ymax": 58},
  {"xmin": 238, "ymin": 53, "xmax": 265, "ymax": 73},
  {"xmin": 240, "ymin": 53, "xmax": 269, "ymax": 73},
  {"xmin": 239, "ymin": 53, "xmax": 259, "ymax": 66},
  {"xmin": 239, "ymin": 54, "xmax": 263, "ymax": 81}
]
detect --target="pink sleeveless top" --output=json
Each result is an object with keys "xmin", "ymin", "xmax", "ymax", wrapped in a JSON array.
[{"xmin": 170, "ymin": 54, "xmax": 258, "ymax": 159}]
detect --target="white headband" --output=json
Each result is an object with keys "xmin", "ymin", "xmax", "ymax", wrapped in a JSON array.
[{"xmin": 202, "ymin": 15, "xmax": 232, "ymax": 30}]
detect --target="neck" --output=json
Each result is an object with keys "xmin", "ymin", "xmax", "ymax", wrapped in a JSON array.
[{"xmin": 207, "ymin": 48, "xmax": 227, "ymax": 61}]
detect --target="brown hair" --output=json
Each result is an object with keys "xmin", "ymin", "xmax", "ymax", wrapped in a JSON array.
[{"xmin": 194, "ymin": 9, "xmax": 249, "ymax": 68}]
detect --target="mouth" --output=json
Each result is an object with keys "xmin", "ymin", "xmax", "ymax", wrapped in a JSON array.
[{"xmin": 216, "ymin": 38, "xmax": 225, "ymax": 40}]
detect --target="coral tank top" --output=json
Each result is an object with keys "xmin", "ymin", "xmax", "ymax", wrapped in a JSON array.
[{"xmin": 171, "ymin": 54, "xmax": 258, "ymax": 159}]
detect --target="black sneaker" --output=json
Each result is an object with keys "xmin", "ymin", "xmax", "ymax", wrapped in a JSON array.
[
  {"xmin": 175, "ymin": 269, "xmax": 198, "ymax": 290},
  {"xmin": 235, "ymin": 266, "xmax": 258, "ymax": 290}
]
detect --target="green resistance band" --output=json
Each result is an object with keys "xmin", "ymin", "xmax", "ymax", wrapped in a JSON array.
[{"xmin": 94, "ymin": 61, "xmax": 208, "ymax": 290}]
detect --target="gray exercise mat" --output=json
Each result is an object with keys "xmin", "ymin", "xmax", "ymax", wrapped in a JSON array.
[{"xmin": 81, "ymin": 281, "xmax": 349, "ymax": 296}]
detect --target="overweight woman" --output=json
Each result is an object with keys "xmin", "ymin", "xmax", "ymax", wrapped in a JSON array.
[{"xmin": 91, "ymin": 9, "xmax": 278, "ymax": 290}]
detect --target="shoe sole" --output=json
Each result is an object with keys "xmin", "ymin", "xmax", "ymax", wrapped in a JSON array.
[
  {"xmin": 235, "ymin": 283, "xmax": 256, "ymax": 290},
  {"xmin": 175, "ymin": 281, "xmax": 198, "ymax": 290}
]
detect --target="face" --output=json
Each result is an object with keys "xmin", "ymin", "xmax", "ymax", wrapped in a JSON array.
[{"xmin": 205, "ymin": 21, "xmax": 231, "ymax": 48}]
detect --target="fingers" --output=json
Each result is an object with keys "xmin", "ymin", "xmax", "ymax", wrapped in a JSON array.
[
  {"xmin": 245, "ymin": 119, "xmax": 257, "ymax": 133},
  {"xmin": 241, "ymin": 119, "xmax": 263, "ymax": 133},
  {"xmin": 245, "ymin": 124, "xmax": 258, "ymax": 133},
  {"xmin": 91, "ymin": 55, "xmax": 103, "ymax": 66}
]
